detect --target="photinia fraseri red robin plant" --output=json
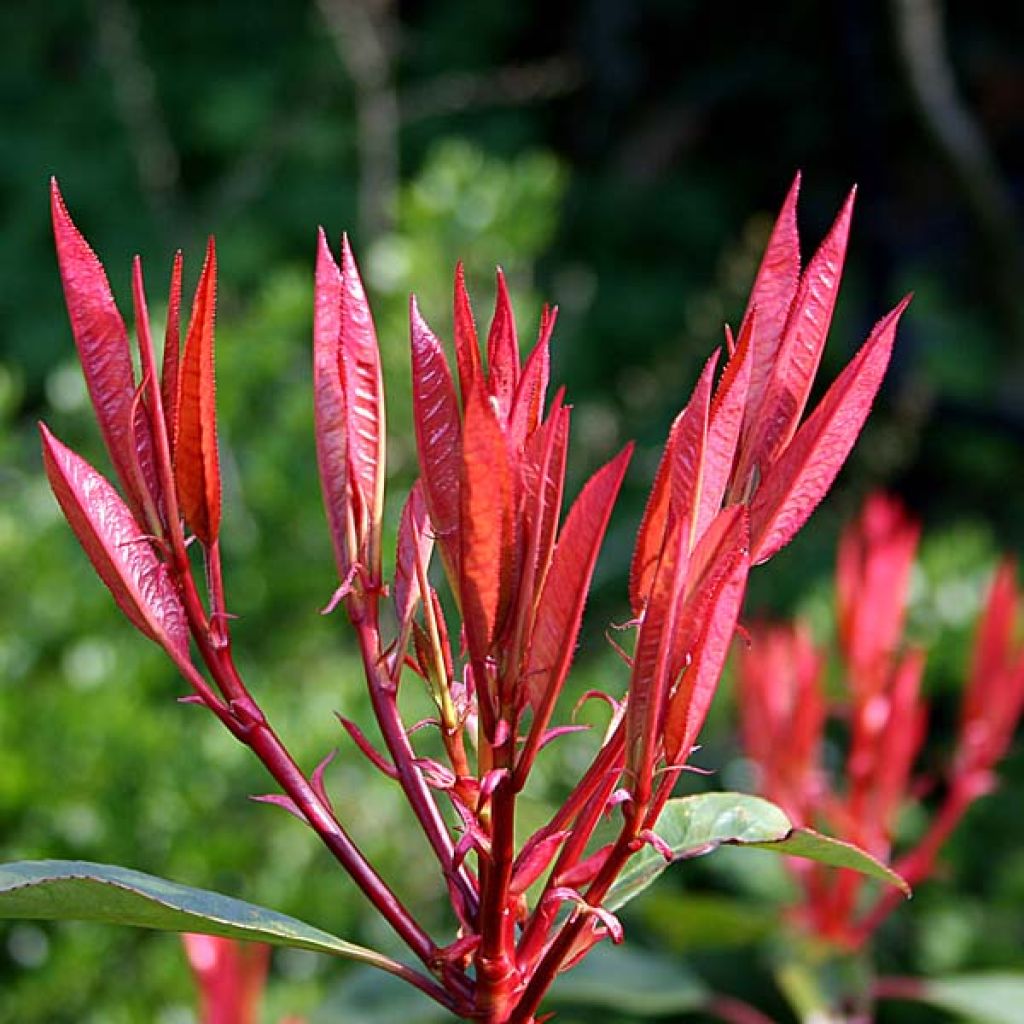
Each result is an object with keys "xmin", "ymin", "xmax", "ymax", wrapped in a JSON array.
[
  {"xmin": 734, "ymin": 495, "xmax": 1024, "ymax": 1021},
  {"xmin": 0, "ymin": 175, "xmax": 911, "ymax": 1023}
]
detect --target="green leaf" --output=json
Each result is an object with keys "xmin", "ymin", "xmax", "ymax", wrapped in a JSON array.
[
  {"xmin": 0, "ymin": 860, "xmax": 393, "ymax": 970},
  {"xmin": 548, "ymin": 943, "xmax": 709, "ymax": 1016},
  {"xmin": 605, "ymin": 793, "xmax": 908, "ymax": 912},
  {"xmin": 909, "ymin": 974, "xmax": 1024, "ymax": 1024}
]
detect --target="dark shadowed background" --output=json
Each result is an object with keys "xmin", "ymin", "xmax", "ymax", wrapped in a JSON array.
[{"xmin": 1, "ymin": 2, "xmax": 1022, "ymax": 1021}]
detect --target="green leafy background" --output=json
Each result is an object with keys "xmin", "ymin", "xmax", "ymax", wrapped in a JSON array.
[{"xmin": 1, "ymin": 2, "xmax": 1022, "ymax": 1021}]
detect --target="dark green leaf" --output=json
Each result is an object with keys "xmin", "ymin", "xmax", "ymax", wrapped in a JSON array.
[{"xmin": 0, "ymin": 861, "xmax": 393, "ymax": 968}]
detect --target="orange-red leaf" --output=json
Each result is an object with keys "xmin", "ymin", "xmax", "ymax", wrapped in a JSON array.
[
  {"xmin": 453, "ymin": 261, "xmax": 483, "ymax": 403},
  {"xmin": 508, "ymin": 324, "xmax": 552, "ymax": 449},
  {"xmin": 313, "ymin": 229, "xmax": 350, "ymax": 577},
  {"xmin": 175, "ymin": 238, "xmax": 221, "ymax": 547},
  {"xmin": 460, "ymin": 382, "xmax": 513, "ymax": 660},
  {"xmin": 750, "ymin": 296, "xmax": 910, "ymax": 564},
  {"xmin": 523, "ymin": 445, "xmax": 633, "ymax": 716},
  {"xmin": 51, "ymin": 179, "xmax": 156, "ymax": 522},
  {"xmin": 161, "ymin": 252, "xmax": 184, "ymax": 463},
  {"xmin": 486, "ymin": 268, "xmax": 519, "ymax": 422},
  {"xmin": 743, "ymin": 188, "xmax": 855, "ymax": 477},
  {"xmin": 41, "ymin": 424, "xmax": 189, "ymax": 660},
  {"xmin": 410, "ymin": 298, "xmax": 462, "ymax": 576}
]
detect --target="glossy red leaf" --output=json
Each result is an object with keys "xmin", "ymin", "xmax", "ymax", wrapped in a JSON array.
[
  {"xmin": 393, "ymin": 482, "xmax": 433, "ymax": 630},
  {"xmin": 40, "ymin": 424, "xmax": 189, "ymax": 659},
  {"xmin": 51, "ymin": 179, "xmax": 156, "ymax": 522},
  {"xmin": 697, "ymin": 312, "xmax": 752, "ymax": 537},
  {"xmin": 508, "ymin": 325, "xmax": 552, "ymax": 449},
  {"xmin": 339, "ymin": 235, "xmax": 385, "ymax": 546},
  {"xmin": 521, "ymin": 445, "xmax": 632, "ymax": 725},
  {"xmin": 453, "ymin": 261, "xmax": 483, "ymax": 403},
  {"xmin": 740, "ymin": 173, "xmax": 802, "ymax": 436},
  {"xmin": 313, "ymin": 229, "xmax": 350, "ymax": 577},
  {"xmin": 664, "ymin": 516, "xmax": 751, "ymax": 763},
  {"xmin": 410, "ymin": 298, "xmax": 462, "ymax": 575},
  {"xmin": 162, "ymin": 250, "xmax": 183, "ymax": 459},
  {"xmin": 742, "ymin": 189, "xmax": 855, "ymax": 478},
  {"xmin": 175, "ymin": 238, "xmax": 221, "ymax": 547},
  {"xmin": 629, "ymin": 353, "xmax": 716, "ymax": 613},
  {"xmin": 459, "ymin": 382, "xmax": 513, "ymax": 660},
  {"xmin": 486, "ymin": 268, "xmax": 519, "ymax": 422},
  {"xmin": 749, "ymin": 296, "xmax": 910, "ymax": 564}
]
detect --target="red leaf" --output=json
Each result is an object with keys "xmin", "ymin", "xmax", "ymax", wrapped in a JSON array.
[
  {"xmin": 313, "ymin": 228, "xmax": 350, "ymax": 577},
  {"xmin": 40, "ymin": 424, "xmax": 189, "ymax": 660},
  {"xmin": 750, "ymin": 296, "xmax": 910, "ymax": 564},
  {"xmin": 453, "ymin": 261, "xmax": 483, "ymax": 403},
  {"xmin": 698, "ymin": 312, "xmax": 752, "ymax": 536},
  {"xmin": 393, "ymin": 481, "xmax": 433, "ymax": 629},
  {"xmin": 626, "ymin": 515, "xmax": 690, "ymax": 793},
  {"xmin": 508, "ymin": 322, "xmax": 552, "ymax": 449},
  {"xmin": 459, "ymin": 382, "xmax": 514, "ymax": 660},
  {"xmin": 51, "ymin": 179, "xmax": 156, "ymax": 522},
  {"xmin": 174, "ymin": 237, "xmax": 221, "ymax": 547},
  {"xmin": 161, "ymin": 251, "xmax": 183, "ymax": 461},
  {"xmin": 740, "ymin": 173, "xmax": 802, "ymax": 436},
  {"xmin": 486, "ymin": 268, "xmax": 519, "ymax": 422},
  {"xmin": 629, "ymin": 354, "xmax": 717, "ymax": 613},
  {"xmin": 339, "ymin": 235, "xmax": 385, "ymax": 547},
  {"xmin": 410, "ymin": 297, "xmax": 462, "ymax": 576},
  {"xmin": 522, "ymin": 445, "xmax": 632, "ymax": 727},
  {"xmin": 742, "ymin": 188, "xmax": 855, "ymax": 478},
  {"xmin": 664, "ymin": 514, "xmax": 750, "ymax": 763}
]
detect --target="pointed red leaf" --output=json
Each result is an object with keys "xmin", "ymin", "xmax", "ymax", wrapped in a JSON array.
[
  {"xmin": 313, "ymin": 228, "xmax": 350, "ymax": 577},
  {"xmin": 460, "ymin": 382, "xmax": 513, "ymax": 660},
  {"xmin": 697, "ymin": 312, "xmax": 753, "ymax": 536},
  {"xmin": 508, "ymin": 325, "xmax": 552, "ymax": 449},
  {"xmin": 393, "ymin": 482, "xmax": 433, "ymax": 629},
  {"xmin": 162, "ymin": 250, "xmax": 183, "ymax": 459},
  {"xmin": 453, "ymin": 261, "xmax": 483, "ymax": 403},
  {"xmin": 174, "ymin": 238, "xmax": 221, "ymax": 547},
  {"xmin": 410, "ymin": 297, "xmax": 462, "ymax": 576},
  {"xmin": 339, "ymin": 235, "xmax": 385, "ymax": 546},
  {"xmin": 522, "ymin": 445, "xmax": 633, "ymax": 726},
  {"xmin": 664, "ymin": 514, "xmax": 751, "ymax": 763},
  {"xmin": 51, "ymin": 179, "xmax": 156, "ymax": 522},
  {"xmin": 750, "ymin": 296, "xmax": 910, "ymax": 564},
  {"xmin": 486, "ymin": 268, "xmax": 519, "ymax": 422},
  {"xmin": 40, "ymin": 424, "xmax": 189, "ymax": 660},
  {"xmin": 629, "ymin": 354, "xmax": 717, "ymax": 613},
  {"xmin": 743, "ymin": 188, "xmax": 855, "ymax": 478},
  {"xmin": 626, "ymin": 515, "xmax": 690, "ymax": 793},
  {"xmin": 740, "ymin": 173, "xmax": 802, "ymax": 434}
]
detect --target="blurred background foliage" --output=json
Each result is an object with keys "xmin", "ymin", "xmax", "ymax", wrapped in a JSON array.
[{"xmin": 1, "ymin": 0, "xmax": 1022, "ymax": 1021}]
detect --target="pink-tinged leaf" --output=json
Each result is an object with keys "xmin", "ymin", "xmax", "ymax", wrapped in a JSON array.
[
  {"xmin": 697, "ymin": 312, "xmax": 753, "ymax": 537},
  {"xmin": 162, "ymin": 250, "xmax": 183, "ymax": 459},
  {"xmin": 521, "ymin": 446, "xmax": 633, "ymax": 735},
  {"xmin": 393, "ymin": 482, "xmax": 433, "ymax": 629},
  {"xmin": 339, "ymin": 235, "xmax": 385, "ymax": 546},
  {"xmin": 510, "ymin": 830, "xmax": 570, "ymax": 895},
  {"xmin": 453, "ymin": 261, "xmax": 483, "ymax": 403},
  {"xmin": 740, "ymin": 173, "xmax": 802, "ymax": 433},
  {"xmin": 40, "ymin": 424, "xmax": 189, "ymax": 659},
  {"xmin": 460, "ymin": 383, "xmax": 513, "ymax": 660},
  {"xmin": 486, "ymin": 268, "xmax": 519, "ymax": 421},
  {"xmin": 626, "ymin": 516, "xmax": 690, "ymax": 795},
  {"xmin": 174, "ymin": 238, "xmax": 221, "ymax": 547},
  {"xmin": 629, "ymin": 354, "xmax": 717, "ymax": 613},
  {"xmin": 664, "ymin": 519, "xmax": 751, "ymax": 764},
  {"xmin": 313, "ymin": 229, "xmax": 350, "ymax": 577},
  {"xmin": 410, "ymin": 298, "xmax": 462, "ymax": 574},
  {"xmin": 742, "ymin": 188, "xmax": 856, "ymax": 478},
  {"xmin": 51, "ymin": 179, "xmax": 156, "ymax": 523},
  {"xmin": 750, "ymin": 296, "xmax": 910, "ymax": 564}
]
